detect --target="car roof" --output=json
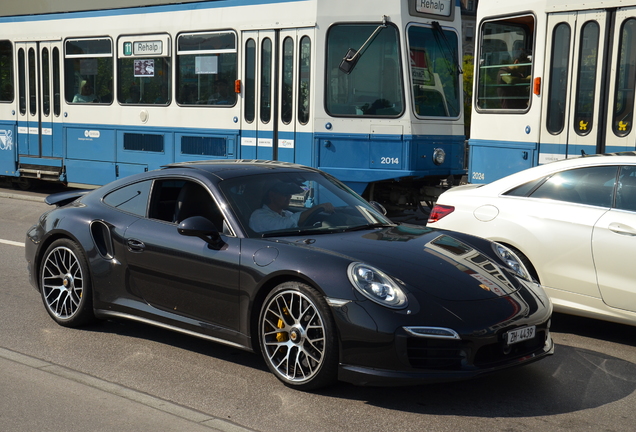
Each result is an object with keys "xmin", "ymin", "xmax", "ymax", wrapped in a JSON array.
[
  {"xmin": 490, "ymin": 152, "xmax": 636, "ymax": 189},
  {"xmin": 162, "ymin": 159, "xmax": 321, "ymax": 180}
]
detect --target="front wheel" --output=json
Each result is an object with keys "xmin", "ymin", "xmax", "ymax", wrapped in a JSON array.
[
  {"xmin": 40, "ymin": 239, "xmax": 96, "ymax": 327},
  {"xmin": 259, "ymin": 282, "xmax": 338, "ymax": 390}
]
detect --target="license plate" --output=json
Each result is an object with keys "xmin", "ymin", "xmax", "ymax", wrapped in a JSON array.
[{"xmin": 506, "ymin": 326, "xmax": 536, "ymax": 344}]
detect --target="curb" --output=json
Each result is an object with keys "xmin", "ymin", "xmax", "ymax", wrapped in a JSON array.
[{"xmin": 0, "ymin": 191, "xmax": 46, "ymax": 203}]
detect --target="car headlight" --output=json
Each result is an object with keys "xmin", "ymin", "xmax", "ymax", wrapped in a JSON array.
[
  {"xmin": 347, "ymin": 263, "xmax": 408, "ymax": 309},
  {"xmin": 492, "ymin": 243, "xmax": 531, "ymax": 281}
]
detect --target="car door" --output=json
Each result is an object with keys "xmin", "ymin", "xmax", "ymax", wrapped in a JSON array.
[
  {"xmin": 592, "ymin": 165, "xmax": 636, "ymax": 312},
  {"xmin": 503, "ymin": 166, "xmax": 616, "ymax": 297},
  {"xmin": 122, "ymin": 178, "xmax": 241, "ymax": 332}
]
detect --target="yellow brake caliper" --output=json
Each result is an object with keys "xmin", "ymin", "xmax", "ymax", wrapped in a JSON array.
[{"xmin": 276, "ymin": 307, "xmax": 289, "ymax": 342}]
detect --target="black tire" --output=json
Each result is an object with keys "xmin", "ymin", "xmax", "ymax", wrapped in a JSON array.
[
  {"xmin": 258, "ymin": 281, "xmax": 338, "ymax": 390},
  {"xmin": 40, "ymin": 238, "xmax": 96, "ymax": 327}
]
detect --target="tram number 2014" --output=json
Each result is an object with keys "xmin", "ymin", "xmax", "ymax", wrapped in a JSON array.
[
  {"xmin": 472, "ymin": 172, "xmax": 485, "ymax": 181},
  {"xmin": 380, "ymin": 157, "xmax": 399, "ymax": 165}
]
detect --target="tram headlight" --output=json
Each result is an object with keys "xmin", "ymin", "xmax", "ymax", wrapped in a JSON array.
[{"xmin": 433, "ymin": 148, "xmax": 446, "ymax": 165}]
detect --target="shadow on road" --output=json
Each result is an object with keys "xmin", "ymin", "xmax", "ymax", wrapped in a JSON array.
[{"xmin": 81, "ymin": 312, "xmax": 636, "ymax": 419}]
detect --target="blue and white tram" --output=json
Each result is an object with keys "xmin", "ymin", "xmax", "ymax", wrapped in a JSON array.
[
  {"xmin": 470, "ymin": 0, "xmax": 636, "ymax": 184},
  {"xmin": 0, "ymin": 0, "xmax": 465, "ymax": 210}
]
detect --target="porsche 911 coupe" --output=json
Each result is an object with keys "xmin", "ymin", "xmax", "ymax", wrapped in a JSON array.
[{"xmin": 25, "ymin": 160, "xmax": 553, "ymax": 389}]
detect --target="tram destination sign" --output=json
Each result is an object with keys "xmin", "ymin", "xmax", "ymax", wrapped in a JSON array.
[
  {"xmin": 411, "ymin": 0, "xmax": 452, "ymax": 18},
  {"xmin": 134, "ymin": 41, "xmax": 163, "ymax": 55}
]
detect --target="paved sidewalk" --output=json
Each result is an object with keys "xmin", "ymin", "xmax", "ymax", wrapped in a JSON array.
[{"xmin": 0, "ymin": 348, "xmax": 255, "ymax": 432}]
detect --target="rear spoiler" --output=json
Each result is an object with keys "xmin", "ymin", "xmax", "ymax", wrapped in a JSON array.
[{"xmin": 45, "ymin": 190, "xmax": 90, "ymax": 207}]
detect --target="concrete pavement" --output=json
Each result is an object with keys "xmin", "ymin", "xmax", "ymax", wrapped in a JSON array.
[{"xmin": 0, "ymin": 348, "xmax": 255, "ymax": 432}]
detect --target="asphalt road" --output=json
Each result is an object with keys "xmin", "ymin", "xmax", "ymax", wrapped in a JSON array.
[{"xmin": 3, "ymin": 185, "xmax": 636, "ymax": 431}]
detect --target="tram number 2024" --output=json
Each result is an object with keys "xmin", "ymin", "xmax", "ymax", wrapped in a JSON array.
[
  {"xmin": 472, "ymin": 172, "xmax": 486, "ymax": 181},
  {"xmin": 380, "ymin": 157, "xmax": 399, "ymax": 165}
]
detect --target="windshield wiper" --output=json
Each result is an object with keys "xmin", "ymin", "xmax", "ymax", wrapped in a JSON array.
[
  {"xmin": 339, "ymin": 16, "xmax": 387, "ymax": 74},
  {"xmin": 260, "ymin": 228, "xmax": 336, "ymax": 238},
  {"xmin": 431, "ymin": 21, "xmax": 463, "ymax": 77},
  {"xmin": 341, "ymin": 222, "xmax": 394, "ymax": 232}
]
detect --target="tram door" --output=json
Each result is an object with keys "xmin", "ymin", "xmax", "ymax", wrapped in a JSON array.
[
  {"xmin": 540, "ymin": 11, "xmax": 608, "ymax": 161},
  {"xmin": 15, "ymin": 41, "xmax": 63, "ymax": 172},
  {"xmin": 604, "ymin": 7, "xmax": 636, "ymax": 154},
  {"xmin": 241, "ymin": 29, "xmax": 314, "ymax": 164}
]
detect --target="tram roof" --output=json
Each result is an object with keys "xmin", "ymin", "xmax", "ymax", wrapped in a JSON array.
[
  {"xmin": 0, "ymin": 0, "xmax": 225, "ymax": 17},
  {"xmin": 546, "ymin": 0, "xmax": 633, "ymax": 12}
]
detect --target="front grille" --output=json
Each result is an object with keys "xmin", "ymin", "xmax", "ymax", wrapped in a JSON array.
[
  {"xmin": 406, "ymin": 328, "xmax": 548, "ymax": 371},
  {"xmin": 407, "ymin": 338, "xmax": 467, "ymax": 370}
]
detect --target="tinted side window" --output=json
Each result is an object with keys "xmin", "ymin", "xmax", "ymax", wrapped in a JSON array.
[
  {"xmin": 529, "ymin": 166, "xmax": 617, "ymax": 207},
  {"xmin": 616, "ymin": 166, "xmax": 636, "ymax": 211},
  {"xmin": 148, "ymin": 179, "xmax": 226, "ymax": 231},
  {"xmin": 504, "ymin": 177, "xmax": 547, "ymax": 197},
  {"xmin": 103, "ymin": 180, "xmax": 152, "ymax": 216}
]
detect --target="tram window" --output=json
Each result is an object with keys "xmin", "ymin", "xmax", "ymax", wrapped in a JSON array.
[
  {"xmin": 298, "ymin": 36, "xmax": 311, "ymax": 125},
  {"xmin": 18, "ymin": 48, "xmax": 25, "ymax": 115},
  {"xmin": 176, "ymin": 31, "xmax": 237, "ymax": 106},
  {"xmin": 0, "ymin": 40, "xmax": 13, "ymax": 103},
  {"xmin": 52, "ymin": 48, "xmax": 61, "ymax": 116},
  {"xmin": 119, "ymin": 57, "xmax": 170, "ymax": 105},
  {"xmin": 546, "ymin": 23, "xmax": 571, "ymax": 134},
  {"xmin": 42, "ymin": 48, "xmax": 50, "ymax": 116},
  {"xmin": 326, "ymin": 23, "xmax": 404, "ymax": 117},
  {"xmin": 281, "ymin": 37, "xmax": 293, "ymax": 124},
  {"xmin": 260, "ymin": 38, "xmax": 272, "ymax": 122},
  {"xmin": 64, "ymin": 38, "xmax": 113, "ymax": 105},
  {"xmin": 28, "ymin": 48, "xmax": 36, "ymax": 115},
  {"xmin": 574, "ymin": 21, "xmax": 599, "ymax": 136},
  {"xmin": 408, "ymin": 24, "xmax": 461, "ymax": 118},
  {"xmin": 613, "ymin": 19, "xmax": 636, "ymax": 137},
  {"xmin": 244, "ymin": 39, "xmax": 256, "ymax": 123},
  {"xmin": 476, "ymin": 15, "xmax": 534, "ymax": 111}
]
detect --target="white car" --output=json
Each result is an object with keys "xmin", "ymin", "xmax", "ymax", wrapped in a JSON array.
[{"xmin": 429, "ymin": 154, "xmax": 636, "ymax": 326}]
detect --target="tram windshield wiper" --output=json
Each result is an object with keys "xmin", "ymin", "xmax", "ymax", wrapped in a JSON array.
[
  {"xmin": 431, "ymin": 21, "xmax": 463, "ymax": 77},
  {"xmin": 339, "ymin": 15, "xmax": 388, "ymax": 74}
]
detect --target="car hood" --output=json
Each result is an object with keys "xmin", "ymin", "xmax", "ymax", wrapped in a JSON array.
[{"xmin": 275, "ymin": 224, "xmax": 523, "ymax": 302}]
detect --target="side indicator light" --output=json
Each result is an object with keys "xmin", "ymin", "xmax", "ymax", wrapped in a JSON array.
[{"xmin": 533, "ymin": 77, "xmax": 541, "ymax": 96}]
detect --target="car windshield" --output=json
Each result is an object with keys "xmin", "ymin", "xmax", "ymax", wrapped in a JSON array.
[{"xmin": 219, "ymin": 171, "xmax": 393, "ymax": 237}]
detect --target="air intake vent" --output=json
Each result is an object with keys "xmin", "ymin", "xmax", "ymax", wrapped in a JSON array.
[
  {"xmin": 123, "ymin": 133, "xmax": 164, "ymax": 152},
  {"xmin": 181, "ymin": 136, "xmax": 227, "ymax": 156}
]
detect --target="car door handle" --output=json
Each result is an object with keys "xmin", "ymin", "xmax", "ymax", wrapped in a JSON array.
[
  {"xmin": 608, "ymin": 222, "xmax": 636, "ymax": 236},
  {"xmin": 126, "ymin": 239, "xmax": 145, "ymax": 252}
]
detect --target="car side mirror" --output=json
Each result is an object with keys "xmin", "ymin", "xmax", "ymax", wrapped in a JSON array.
[{"xmin": 178, "ymin": 216, "xmax": 225, "ymax": 250}]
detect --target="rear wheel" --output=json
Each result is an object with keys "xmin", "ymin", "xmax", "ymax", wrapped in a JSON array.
[
  {"xmin": 40, "ymin": 239, "xmax": 95, "ymax": 327},
  {"xmin": 258, "ymin": 282, "xmax": 338, "ymax": 390}
]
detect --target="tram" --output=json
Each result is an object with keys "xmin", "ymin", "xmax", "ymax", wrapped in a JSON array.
[
  {"xmin": 469, "ymin": 0, "xmax": 636, "ymax": 184},
  {"xmin": 0, "ymin": 0, "xmax": 465, "ymax": 211}
]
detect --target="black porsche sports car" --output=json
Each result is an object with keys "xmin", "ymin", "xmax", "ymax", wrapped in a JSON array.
[{"xmin": 25, "ymin": 160, "xmax": 553, "ymax": 389}]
